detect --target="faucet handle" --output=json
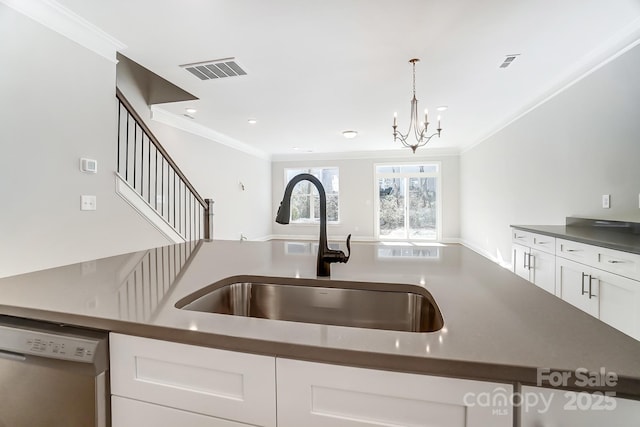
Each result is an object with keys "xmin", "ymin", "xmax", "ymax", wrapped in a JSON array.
[{"xmin": 342, "ymin": 234, "xmax": 351, "ymax": 263}]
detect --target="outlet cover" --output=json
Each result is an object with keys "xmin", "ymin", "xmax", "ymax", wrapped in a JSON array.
[
  {"xmin": 602, "ymin": 194, "xmax": 610, "ymax": 209},
  {"xmin": 81, "ymin": 195, "xmax": 97, "ymax": 211}
]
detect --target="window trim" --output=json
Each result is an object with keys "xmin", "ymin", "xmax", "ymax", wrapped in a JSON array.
[
  {"xmin": 283, "ymin": 166, "xmax": 340, "ymax": 225},
  {"xmin": 373, "ymin": 161, "xmax": 442, "ymax": 241}
]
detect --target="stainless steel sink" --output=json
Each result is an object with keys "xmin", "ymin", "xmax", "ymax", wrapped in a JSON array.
[{"xmin": 175, "ymin": 275, "xmax": 444, "ymax": 333}]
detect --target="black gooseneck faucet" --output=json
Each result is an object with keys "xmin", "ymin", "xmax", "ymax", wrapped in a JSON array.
[{"xmin": 275, "ymin": 173, "xmax": 351, "ymax": 277}]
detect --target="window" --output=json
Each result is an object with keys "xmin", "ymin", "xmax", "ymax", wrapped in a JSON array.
[
  {"xmin": 284, "ymin": 167, "xmax": 339, "ymax": 223},
  {"xmin": 375, "ymin": 163, "xmax": 441, "ymax": 240}
]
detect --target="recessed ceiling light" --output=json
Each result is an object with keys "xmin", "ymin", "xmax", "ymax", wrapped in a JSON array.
[
  {"xmin": 342, "ymin": 130, "xmax": 358, "ymax": 139},
  {"xmin": 247, "ymin": 118, "xmax": 257, "ymax": 124},
  {"xmin": 293, "ymin": 147, "xmax": 313, "ymax": 152},
  {"xmin": 436, "ymin": 106, "xmax": 448, "ymax": 112},
  {"xmin": 185, "ymin": 108, "xmax": 197, "ymax": 114}
]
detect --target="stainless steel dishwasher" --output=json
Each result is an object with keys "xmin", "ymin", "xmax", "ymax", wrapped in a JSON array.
[{"xmin": 0, "ymin": 316, "xmax": 109, "ymax": 427}]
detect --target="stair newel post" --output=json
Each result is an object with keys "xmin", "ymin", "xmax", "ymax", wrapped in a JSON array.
[{"xmin": 204, "ymin": 198, "xmax": 215, "ymax": 241}]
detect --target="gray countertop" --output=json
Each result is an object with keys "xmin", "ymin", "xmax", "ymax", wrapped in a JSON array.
[
  {"xmin": 512, "ymin": 224, "xmax": 640, "ymax": 255},
  {"xmin": 1, "ymin": 240, "xmax": 639, "ymax": 396}
]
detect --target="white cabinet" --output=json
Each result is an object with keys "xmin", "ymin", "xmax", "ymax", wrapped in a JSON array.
[
  {"xmin": 512, "ymin": 230, "xmax": 556, "ymax": 294},
  {"xmin": 110, "ymin": 333, "xmax": 276, "ymax": 427},
  {"xmin": 556, "ymin": 257, "xmax": 640, "ymax": 340},
  {"xmin": 276, "ymin": 358, "xmax": 513, "ymax": 427},
  {"xmin": 520, "ymin": 386, "xmax": 640, "ymax": 426}
]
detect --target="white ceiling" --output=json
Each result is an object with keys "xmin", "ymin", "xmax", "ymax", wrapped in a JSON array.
[{"xmin": 58, "ymin": 0, "xmax": 640, "ymax": 158}]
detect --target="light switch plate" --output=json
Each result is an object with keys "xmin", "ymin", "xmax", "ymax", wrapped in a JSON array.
[
  {"xmin": 81, "ymin": 195, "xmax": 97, "ymax": 211},
  {"xmin": 602, "ymin": 194, "xmax": 610, "ymax": 209}
]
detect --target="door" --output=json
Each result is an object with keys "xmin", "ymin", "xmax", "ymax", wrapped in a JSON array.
[
  {"xmin": 0, "ymin": 355, "xmax": 103, "ymax": 427},
  {"xmin": 530, "ymin": 248, "xmax": 556, "ymax": 294},
  {"xmin": 512, "ymin": 243, "xmax": 530, "ymax": 280},
  {"xmin": 556, "ymin": 257, "xmax": 599, "ymax": 317},
  {"xmin": 596, "ymin": 269, "xmax": 640, "ymax": 340}
]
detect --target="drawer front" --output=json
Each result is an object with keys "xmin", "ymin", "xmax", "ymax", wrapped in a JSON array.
[
  {"xmin": 556, "ymin": 239, "xmax": 640, "ymax": 281},
  {"xmin": 556, "ymin": 238, "xmax": 598, "ymax": 265},
  {"xmin": 512, "ymin": 229, "xmax": 555, "ymax": 255},
  {"xmin": 529, "ymin": 233, "xmax": 555, "ymax": 255},
  {"xmin": 110, "ymin": 334, "xmax": 276, "ymax": 427},
  {"xmin": 593, "ymin": 245, "xmax": 640, "ymax": 281},
  {"xmin": 512, "ymin": 229, "xmax": 534, "ymax": 246}
]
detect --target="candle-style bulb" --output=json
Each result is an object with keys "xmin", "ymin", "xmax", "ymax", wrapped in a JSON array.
[{"xmin": 393, "ymin": 112, "xmax": 398, "ymax": 126}]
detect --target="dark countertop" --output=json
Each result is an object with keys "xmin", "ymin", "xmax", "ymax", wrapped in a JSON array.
[
  {"xmin": 512, "ymin": 224, "xmax": 640, "ymax": 255},
  {"xmin": 1, "ymin": 240, "xmax": 639, "ymax": 397}
]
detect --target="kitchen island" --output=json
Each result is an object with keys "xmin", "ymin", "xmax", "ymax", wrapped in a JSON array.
[{"xmin": 1, "ymin": 240, "xmax": 639, "ymax": 424}]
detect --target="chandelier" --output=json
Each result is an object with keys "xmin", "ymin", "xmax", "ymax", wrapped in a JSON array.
[{"xmin": 393, "ymin": 58, "xmax": 442, "ymax": 153}]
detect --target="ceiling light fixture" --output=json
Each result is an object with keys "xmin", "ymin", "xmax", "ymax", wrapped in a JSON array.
[
  {"xmin": 342, "ymin": 130, "xmax": 358, "ymax": 139},
  {"xmin": 436, "ymin": 105, "xmax": 448, "ymax": 112},
  {"xmin": 393, "ymin": 58, "xmax": 442, "ymax": 153},
  {"xmin": 185, "ymin": 108, "xmax": 197, "ymax": 114},
  {"xmin": 247, "ymin": 118, "xmax": 257, "ymax": 124}
]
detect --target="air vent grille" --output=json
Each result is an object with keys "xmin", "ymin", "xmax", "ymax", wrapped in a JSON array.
[
  {"xmin": 181, "ymin": 58, "xmax": 247, "ymax": 81},
  {"xmin": 499, "ymin": 54, "xmax": 520, "ymax": 69}
]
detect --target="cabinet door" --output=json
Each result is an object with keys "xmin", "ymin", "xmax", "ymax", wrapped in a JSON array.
[
  {"xmin": 530, "ymin": 248, "xmax": 555, "ymax": 294},
  {"xmin": 112, "ymin": 396, "xmax": 253, "ymax": 427},
  {"xmin": 276, "ymin": 358, "xmax": 513, "ymax": 427},
  {"xmin": 596, "ymin": 268, "xmax": 640, "ymax": 340},
  {"xmin": 520, "ymin": 386, "xmax": 640, "ymax": 426},
  {"xmin": 512, "ymin": 243, "xmax": 530, "ymax": 280},
  {"xmin": 556, "ymin": 257, "xmax": 599, "ymax": 317}
]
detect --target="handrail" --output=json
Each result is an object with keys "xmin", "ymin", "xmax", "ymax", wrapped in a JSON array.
[
  {"xmin": 116, "ymin": 89, "xmax": 212, "ymax": 240},
  {"xmin": 116, "ymin": 89, "xmax": 206, "ymax": 208}
]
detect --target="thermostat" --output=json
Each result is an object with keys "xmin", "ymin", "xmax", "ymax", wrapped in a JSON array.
[{"xmin": 80, "ymin": 158, "xmax": 98, "ymax": 173}]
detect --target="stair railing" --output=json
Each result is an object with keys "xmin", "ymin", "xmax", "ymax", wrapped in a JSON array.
[{"xmin": 116, "ymin": 89, "xmax": 213, "ymax": 240}]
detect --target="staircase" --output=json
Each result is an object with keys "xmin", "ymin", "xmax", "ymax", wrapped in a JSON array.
[{"xmin": 114, "ymin": 89, "xmax": 213, "ymax": 243}]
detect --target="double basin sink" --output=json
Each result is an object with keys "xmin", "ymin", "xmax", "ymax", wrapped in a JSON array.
[{"xmin": 176, "ymin": 275, "xmax": 443, "ymax": 333}]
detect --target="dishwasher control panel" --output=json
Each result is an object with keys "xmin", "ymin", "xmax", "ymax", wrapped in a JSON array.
[{"xmin": 0, "ymin": 324, "xmax": 100, "ymax": 363}]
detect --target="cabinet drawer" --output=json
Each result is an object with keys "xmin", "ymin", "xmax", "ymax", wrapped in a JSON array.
[
  {"xmin": 512, "ymin": 229, "xmax": 555, "ymax": 255},
  {"xmin": 556, "ymin": 238, "xmax": 598, "ymax": 265},
  {"xmin": 277, "ymin": 358, "xmax": 513, "ymax": 427},
  {"xmin": 110, "ymin": 334, "xmax": 276, "ymax": 427},
  {"xmin": 593, "ymin": 246, "xmax": 640, "ymax": 281},
  {"xmin": 556, "ymin": 239, "xmax": 640, "ymax": 281}
]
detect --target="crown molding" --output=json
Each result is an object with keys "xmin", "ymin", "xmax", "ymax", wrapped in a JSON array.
[
  {"xmin": 0, "ymin": 0, "xmax": 126, "ymax": 63},
  {"xmin": 150, "ymin": 106, "xmax": 270, "ymax": 161},
  {"xmin": 461, "ymin": 17, "xmax": 640, "ymax": 154},
  {"xmin": 271, "ymin": 147, "xmax": 461, "ymax": 162}
]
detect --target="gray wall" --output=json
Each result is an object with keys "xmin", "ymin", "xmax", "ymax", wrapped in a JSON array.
[
  {"xmin": 460, "ymin": 43, "xmax": 640, "ymax": 264},
  {"xmin": 0, "ymin": 5, "xmax": 170, "ymax": 278},
  {"xmin": 272, "ymin": 155, "xmax": 460, "ymax": 241}
]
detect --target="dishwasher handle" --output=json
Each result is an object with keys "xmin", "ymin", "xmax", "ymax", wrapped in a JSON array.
[{"xmin": 0, "ymin": 349, "xmax": 27, "ymax": 362}]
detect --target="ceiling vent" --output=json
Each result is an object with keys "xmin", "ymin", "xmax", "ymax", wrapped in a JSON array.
[
  {"xmin": 180, "ymin": 58, "xmax": 247, "ymax": 81},
  {"xmin": 499, "ymin": 54, "xmax": 520, "ymax": 69}
]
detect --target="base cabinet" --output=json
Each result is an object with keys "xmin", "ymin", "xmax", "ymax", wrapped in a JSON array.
[
  {"xmin": 556, "ymin": 257, "xmax": 640, "ymax": 340},
  {"xmin": 520, "ymin": 386, "xmax": 640, "ymax": 426},
  {"xmin": 276, "ymin": 358, "xmax": 513, "ymax": 427},
  {"xmin": 512, "ymin": 231, "xmax": 556, "ymax": 294}
]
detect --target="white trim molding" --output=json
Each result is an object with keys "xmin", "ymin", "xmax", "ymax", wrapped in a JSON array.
[
  {"xmin": 115, "ymin": 172, "xmax": 185, "ymax": 244},
  {"xmin": 151, "ymin": 106, "xmax": 270, "ymax": 160},
  {"xmin": 0, "ymin": 0, "xmax": 126, "ymax": 63}
]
